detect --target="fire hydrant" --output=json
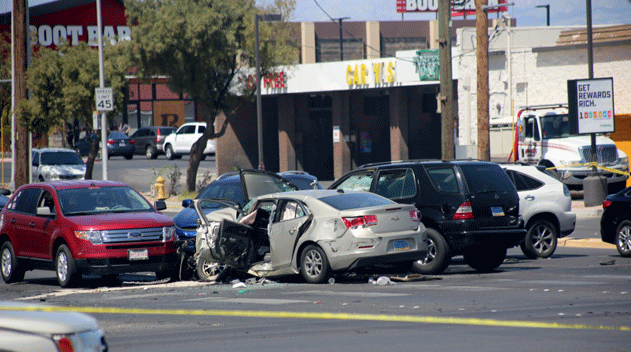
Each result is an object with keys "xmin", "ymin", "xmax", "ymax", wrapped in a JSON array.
[{"xmin": 154, "ymin": 176, "xmax": 166, "ymax": 200}]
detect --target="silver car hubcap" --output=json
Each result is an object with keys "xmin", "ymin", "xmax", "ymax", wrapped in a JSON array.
[
  {"xmin": 420, "ymin": 238, "xmax": 436, "ymax": 265},
  {"xmin": 304, "ymin": 250, "xmax": 322, "ymax": 278},
  {"xmin": 57, "ymin": 252, "xmax": 68, "ymax": 282},
  {"xmin": 1, "ymin": 248, "xmax": 12, "ymax": 277},
  {"xmin": 618, "ymin": 225, "xmax": 631, "ymax": 253},
  {"xmin": 531, "ymin": 224, "xmax": 554, "ymax": 253}
]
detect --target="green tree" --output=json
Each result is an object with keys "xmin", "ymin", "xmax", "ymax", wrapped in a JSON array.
[
  {"xmin": 17, "ymin": 42, "xmax": 129, "ymax": 179},
  {"xmin": 125, "ymin": 0, "xmax": 298, "ymax": 192},
  {"xmin": 0, "ymin": 35, "xmax": 12, "ymax": 158}
]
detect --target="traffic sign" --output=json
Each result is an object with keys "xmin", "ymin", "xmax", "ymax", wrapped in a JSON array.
[{"xmin": 95, "ymin": 87, "xmax": 114, "ymax": 111}]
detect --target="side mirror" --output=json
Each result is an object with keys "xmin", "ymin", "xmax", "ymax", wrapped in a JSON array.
[
  {"xmin": 36, "ymin": 207, "xmax": 53, "ymax": 217},
  {"xmin": 154, "ymin": 200, "xmax": 167, "ymax": 211},
  {"xmin": 182, "ymin": 199, "xmax": 192, "ymax": 208},
  {"xmin": 0, "ymin": 188, "xmax": 10, "ymax": 196}
]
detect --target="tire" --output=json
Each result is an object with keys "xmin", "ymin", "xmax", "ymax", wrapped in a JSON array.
[
  {"xmin": 300, "ymin": 245, "xmax": 330, "ymax": 283},
  {"xmin": 165, "ymin": 145, "xmax": 175, "ymax": 160},
  {"xmin": 615, "ymin": 220, "xmax": 631, "ymax": 257},
  {"xmin": 146, "ymin": 145, "xmax": 157, "ymax": 159},
  {"xmin": 56, "ymin": 244, "xmax": 80, "ymax": 288},
  {"xmin": 196, "ymin": 257, "xmax": 226, "ymax": 282},
  {"xmin": 411, "ymin": 228, "xmax": 451, "ymax": 275},
  {"xmin": 124, "ymin": 153, "xmax": 133, "ymax": 160},
  {"xmin": 463, "ymin": 246, "xmax": 507, "ymax": 273},
  {"xmin": 520, "ymin": 219, "xmax": 558, "ymax": 259},
  {"xmin": 1, "ymin": 242, "xmax": 25, "ymax": 283}
]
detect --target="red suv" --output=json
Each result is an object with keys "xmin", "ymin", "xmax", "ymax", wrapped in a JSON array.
[{"xmin": 0, "ymin": 180, "xmax": 178, "ymax": 287}]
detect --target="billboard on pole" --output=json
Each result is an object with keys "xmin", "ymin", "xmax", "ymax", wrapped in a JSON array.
[{"xmin": 567, "ymin": 77, "xmax": 615, "ymax": 134}]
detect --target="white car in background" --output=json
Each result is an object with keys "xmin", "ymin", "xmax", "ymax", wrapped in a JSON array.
[
  {"xmin": 32, "ymin": 148, "xmax": 86, "ymax": 182},
  {"xmin": 500, "ymin": 163, "xmax": 576, "ymax": 259},
  {"xmin": 0, "ymin": 302, "xmax": 108, "ymax": 352},
  {"xmin": 162, "ymin": 122, "xmax": 216, "ymax": 160}
]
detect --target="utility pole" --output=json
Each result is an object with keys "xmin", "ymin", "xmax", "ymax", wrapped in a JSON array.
[
  {"xmin": 334, "ymin": 17, "xmax": 350, "ymax": 61},
  {"xmin": 439, "ymin": 0, "xmax": 454, "ymax": 160},
  {"xmin": 476, "ymin": 0, "xmax": 490, "ymax": 161},
  {"xmin": 12, "ymin": 0, "xmax": 29, "ymax": 189}
]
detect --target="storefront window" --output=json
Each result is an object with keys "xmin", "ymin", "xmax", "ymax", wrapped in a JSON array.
[
  {"xmin": 140, "ymin": 101, "xmax": 153, "ymax": 127},
  {"xmin": 127, "ymin": 104, "xmax": 138, "ymax": 130},
  {"xmin": 184, "ymin": 100, "xmax": 195, "ymax": 122}
]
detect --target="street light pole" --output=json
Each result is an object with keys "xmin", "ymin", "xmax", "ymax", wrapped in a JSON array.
[
  {"xmin": 535, "ymin": 4, "xmax": 550, "ymax": 26},
  {"xmin": 255, "ymin": 13, "xmax": 281, "ymax": 170},
  {"xmin": 334, "ymin": 17, "xmax": 350, "ymax": 61}
]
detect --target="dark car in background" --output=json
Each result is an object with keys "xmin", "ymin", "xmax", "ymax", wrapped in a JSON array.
[
  {"xmin": 330, "ymin": 160, "xmax": 526, "ymax": 274},
  {"xmin": 130, "ymin": 126, "xmax": 176, "ymax": 159},
  {"xmin": 173, "ymin": 170, "xmax": 321, "ymax": 253},
  {"xmin": 600, "ymin": 186, "xmax": 631, "ymax": 257},
  {"xmin": 75, "ymin": 131, "xmax": 135, "ymax": 159}
]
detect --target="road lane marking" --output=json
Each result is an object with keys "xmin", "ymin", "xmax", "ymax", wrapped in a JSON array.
[{"xmin": 1, "ymin": 306, "xmax": 628, "ymax": 331}]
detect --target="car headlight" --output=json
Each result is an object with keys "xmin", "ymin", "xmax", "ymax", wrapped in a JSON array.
[
  {"xmin": 75, "ymin": 230, "xmax": 103, "ymax": 244},
  {"xmin": 163, "ymin": 226, "xmax": 176, "ymax": 241},
  {"xmin": 558, "ymin": 159, "xmax": 580, "ymax": 167},
  {"xmin": 620, "ymin": 156, "xmax": 629, "ymax": 168}
]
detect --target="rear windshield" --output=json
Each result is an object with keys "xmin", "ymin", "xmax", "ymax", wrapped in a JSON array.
[
  {"xmin": 460, "ymin": 164, "xmax": 516, "ymax": 193},
  {"xmin": 158, "ymin": 128, "xmax": 175, "ymax": 135},
  {"xmin": 41, "ymin": 151, "xmax": 84, "ymax": 166},
  {"xmin": 319, "ymin": 192, "xmax": 394, "ymax": 210},
  {"xmin": 197, "ymin": 180, "xmax": 244, "ymax": 206}
]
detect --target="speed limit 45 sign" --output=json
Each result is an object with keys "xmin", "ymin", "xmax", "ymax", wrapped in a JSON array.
[{"xmin": 95, "ymin": 87, "xmax": 114, "ymax": 111}]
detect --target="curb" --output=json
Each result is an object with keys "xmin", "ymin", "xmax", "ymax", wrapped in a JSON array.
[{"xmin": 558, "ymin": 237, "xmax": 613, "ymax": 249}]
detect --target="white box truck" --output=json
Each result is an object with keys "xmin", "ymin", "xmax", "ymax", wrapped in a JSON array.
[{"xmin": 515, "ymin": 104, "xmax": 629, "ymax": 192}]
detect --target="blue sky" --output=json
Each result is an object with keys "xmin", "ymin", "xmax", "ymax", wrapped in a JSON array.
[{"xmin": 2, "ymin": 0, "xmax": 630, "ymax": 27}]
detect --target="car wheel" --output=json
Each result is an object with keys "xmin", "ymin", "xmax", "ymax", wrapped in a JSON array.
[
  {"xmin": 165, "ymin": 145, "xmax": 175, "ymax": 160},
  {"xmin": 521, "ymin": 219, "xmax": 558, "ymax": 259},
  {"xmin": 300, "ymin": 245, "xmax": 330, "ymax": 283},
  {"xmin": 1, "ymin": 242, "xmax": 25, "ymax": 283},
  {"xmin": 411, "ymin": 228, "xmax": 450, "ymax": 275},
  {"xmin": 124, "ymin": 153, "xmax": 133, "ymax": 160},
  {"xmin": 196, "ymin": 257, "xmax": 226, "ymax": 282},
  {"xmin": 463, "ymin": 246, "xmax": 507, "ymax": 273},
  {"xmin": 146, "ymin": 146, "xmax": 157, "ymax": 159},
  {"xmin": 615, "ymin": 220, "xmax": 631, "ymax": 257},
  {"xmin": 155, "ymin": 267, "xmax": 180, "ymax": 282},
  {"xmin": 56, "ymin": 244, "xmax": 80, "ymax": 288}
]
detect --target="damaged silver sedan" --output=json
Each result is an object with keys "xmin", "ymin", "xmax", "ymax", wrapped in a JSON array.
[{"xmin": 193, "ymin": 189, "xmax": 428, "ymax": 283}]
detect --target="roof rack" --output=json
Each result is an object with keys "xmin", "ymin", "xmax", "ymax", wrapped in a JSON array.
[
  {"xmin": 518, "ymin": 104, "xmax": 568, "ymax": 110},
  {"xmin": 357, "ymin": 159, "xmax": 442, "ymax": 169}
]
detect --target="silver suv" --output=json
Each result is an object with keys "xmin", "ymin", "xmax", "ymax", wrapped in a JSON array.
[
  {"xmin": 31, "ymin": 148, "xmax": 86, "ymax": 182},
  {"xmin": 500, "ymin": 163, "xmax": 576, "ymax": 258}
]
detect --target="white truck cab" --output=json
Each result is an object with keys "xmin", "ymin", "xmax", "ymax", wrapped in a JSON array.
[{"xmin": 516, "ymin": 104, "xmax": 629, "ymax": 192}]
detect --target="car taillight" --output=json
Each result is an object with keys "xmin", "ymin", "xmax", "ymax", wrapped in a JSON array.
[
  {"xmin": 129, "ymin": 140, "xmax": 134, "ymax": 144},
  {"xmin": 603, "ymin": 200, "xmax": 612, "ymax": 208},
  {"xmin": 342, "ymin": 215, "xmax": 378, "ymax": 229},
  {"xmin": 54, "ymin": 336, "xmax": 74, "ymax": 352},
  {"xmin": 409, "ymin": 210, "xmax": 420, "ymax": 221},
  {"xmin": 453, "ymin": 201, "xmax": 474, "ymax": 220},
  {"xmin": 107, "ymin": 140, "xmax": 115, "ymax": 145}
]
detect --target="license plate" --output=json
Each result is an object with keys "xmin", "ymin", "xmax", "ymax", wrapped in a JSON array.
[
  {"xmin": 128, "ymin": 249, "xmax": 148, "ymax": 261},
  {"xmin": 119, "ymin": 142, "xmax": 126, "ymax": 146},
  {"xmin": 491, "ymin": 206, "xmax": 505, "ymax": 217},
  {"xmin": 393, "ymin": 240, "xmax": 410, "ymax": 251}
]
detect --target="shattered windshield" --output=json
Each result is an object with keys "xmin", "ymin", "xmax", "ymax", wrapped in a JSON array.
[{"xmin": 58, "ymin": 186, "xmax": 153, "ymax": 216}]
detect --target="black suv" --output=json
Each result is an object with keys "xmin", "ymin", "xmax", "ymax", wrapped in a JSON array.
[
  {"xmin": 130, "ymin": 126, "xmax": 176, "ymax": 159},
  {"xmin": 329, "ymin": 160, "xmax": 526, "ymax": 274}
]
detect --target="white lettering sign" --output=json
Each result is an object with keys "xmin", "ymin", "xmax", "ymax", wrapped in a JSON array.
[
  {"xmin": 29, "ymin": 25, "xmax": 131, "ymax": 47},
  {"xmin": 405, "ymin": 0, "xmax": 438, "ymax": 12}
]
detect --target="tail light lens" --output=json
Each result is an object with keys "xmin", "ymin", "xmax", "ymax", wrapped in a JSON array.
[
  {"xmin": 603, "ymin": 200, "xmax": 612, "ymax": 208},
  {"xmin": 54, "ymin": 336, "xmax": 74, "ymax": 352},
  {"xmin": 409, "ymin": 210, "xmax": 420, "ymax": 221},
  {"xmin": 107, "ymin": 140, "xmax": 115, "ymax": 145},
  {"xmin": 453, "ymin": 201, "xmax": 474, "ymax": 220},
  {"xmin": 342, "ymin": 215, "xmax": 378, "ymax": 229},
  {"xmin": 129, "ymin": 140, "xmax": 134, "ymax": 144}
]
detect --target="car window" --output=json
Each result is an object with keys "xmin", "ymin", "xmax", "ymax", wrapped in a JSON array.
[
  {"xmin": 425, "ymin": 166, "xmax": 459, "ymax": 193},
  {"xmin": 158, "ymin": 128, "xmax": 175, "ymax": 135},
  {"xmin": 40, "ymin": 151, "xmax": 84, "ymax": 166},
  {"xmin": 242, "ymin": 173, "xmax": 298, "ymax": 200},
  {"xmin": 333, "ymin": 171, "xmax": 374, "ymax": 191},
  {"xmin": 460, "ymin": 164, "xmax": 516, "ymax": 194},
  {"xmin": 10, "ymin": 188, "xmax": 42, "ymax": 214},
  {"xmin": 37, "ymin": 191, "xmax": 55, "ymax": 215},
  {"xmin": 279, "ymin": 200, "xmax": 306, "ymax": 221},
  {"xmin": 197, "ymin": 181, "xmax": 244, "ymax": 206},
  {"xmin": 375, "ymin": 169, "xmax": 416, "ymax": 199},
  {"xmin": 284, "ymin": 176, "xmax": 321, "ymax": 190},
  {"xmin": 178, "ymin": 125, "xmax": 196, "ymax": 134},
  {"xmin": 506, "ymin": 170, "xmax": 544, "ymax": 191},
  {"xmin": 109, "ymin": 131, "xmax": 129, "ymax": 139},
  {"xmin": 57, "ymin": 186, "xmax": 153, "ymax": 215},
  {"xmin": 319, "ymin": 192, "xmax": 394, "ymax": 210},
  {"xmin": 32, "ymin": 151, "xmax": 40, "ymax": 165},
  {"xmin": 198, "ymin": 125, "xmax": 206, "ymax": 134}
]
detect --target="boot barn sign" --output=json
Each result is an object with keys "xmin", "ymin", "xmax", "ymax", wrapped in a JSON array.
[
  {"xmin": 28, "ymin": 25, "xmax": 131, "ymax": 47},
  {"xmin": 396, "ymin": 0, "xmax": 508, "ymax": 16}
]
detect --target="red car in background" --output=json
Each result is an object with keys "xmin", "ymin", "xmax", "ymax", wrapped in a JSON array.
[{"xmin": 0, "ymin": 180, "xmax": 178, "ymax": 287}]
